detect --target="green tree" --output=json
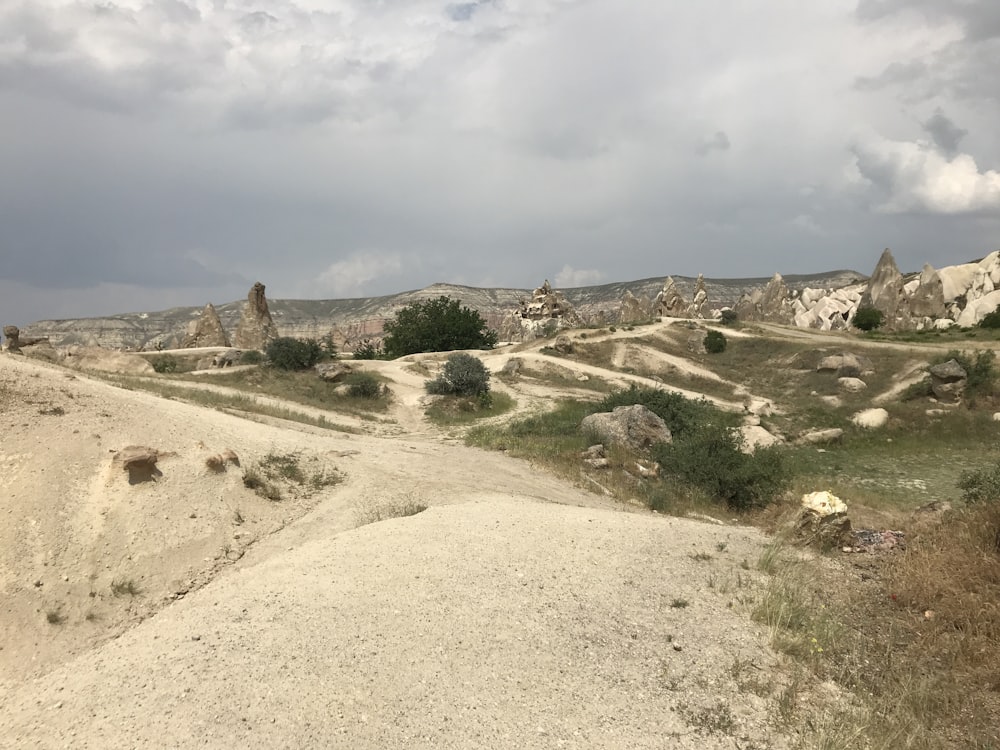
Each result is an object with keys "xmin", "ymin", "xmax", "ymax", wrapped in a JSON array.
[
  {"xmin": 382, "ymin": 296, "xmax": 498, "ymax": 358},
  {"xmin": 265, "ymin": 337, "xmax": 325, "ymax": 370},
  {"xmin": 853, "ymin": 306, "xmax": 884, "ymax": 331}
]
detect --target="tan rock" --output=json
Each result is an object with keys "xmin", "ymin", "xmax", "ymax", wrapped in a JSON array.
[
  {"xmin": 234, "ymin": 282, "xmax": 279, "ymax": 350},
  {"xmin": 183, "ymin": 303, "xmax": 231, "ymax": 348}
]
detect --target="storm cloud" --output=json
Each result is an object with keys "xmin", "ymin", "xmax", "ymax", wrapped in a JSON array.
[{"xmin": 1, "ymin": 0, "xmax": 998, "ymax": 325}]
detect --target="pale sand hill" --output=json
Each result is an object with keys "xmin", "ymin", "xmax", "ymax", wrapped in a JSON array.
[{"xmin": 0, "ymin": 350, "xmax": 794, "ymax": 749}]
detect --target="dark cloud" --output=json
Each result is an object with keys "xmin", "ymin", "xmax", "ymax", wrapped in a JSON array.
[
  {"xmin": 696, "ymin": 131, "xmax": 730, "ymax": 155},
  {"xmin": 922, "ymin": 108, "xmax": 967, "ymax": 157}
]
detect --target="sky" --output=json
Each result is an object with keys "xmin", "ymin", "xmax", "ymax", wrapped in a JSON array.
[{"xmin": 2, "ymin": 0, "xmax": 999, "ymax": 325}]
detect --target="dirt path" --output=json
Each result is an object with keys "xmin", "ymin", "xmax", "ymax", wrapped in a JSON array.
[{"xmin": 0, "ymin": 351, "xmax": 799, "ymax": 749}]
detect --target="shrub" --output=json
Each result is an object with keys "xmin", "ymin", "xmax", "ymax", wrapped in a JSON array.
[
  {"xmin": 979, "ymin": 310, "xmax": 1000, "ymax": 329},
  {"xmin": 352, "ymin": 340, "xmax": 383, "ymax": 360},
  {"xmin": 597, "ymin": 385, "xmax": 718, "ymax": 440},
  {"xmin": 704, "ymin": 330, "xmax": 727, "ymax": 353},
  {"xmin": 426, "ymin": 353, "xmax": 491, "ymax": 398},
  {"xmin": 958, "ymin": 460, "xmax": 1000, "ymax": 504},
  {"xmin": 853, "ymin": 306, "xmax": 885, "ymax": 331},
  {"xmin": 653, "ymin": 423, "xmax": 790, "ymax": 511},
  {"xmin": 265, "ymin": 337, "xmax": 324, "ymax": 371},
  {"xmin": 382, "ymin": 296, "xmax": 498, "ymax": 357},
  {"xmin": 346, "ymin": 372, "xmax": 383, "ymax": 399},
  {"xmin": 719, "ymin": 309, "xmax": 739, "ymax": 326},
  {"xmin": 240, "ymin": 350, "xmax": 263, "ymax": 365},
  {"xmin": 151, "ymin": 355, "xmax": 178, "ymax": 373}
]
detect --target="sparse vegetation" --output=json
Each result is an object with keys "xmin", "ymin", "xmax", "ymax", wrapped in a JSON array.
[
  {"xmin": 426, "ymin": 353, "xmax": 491, "ymax": 398},
  {"xmin": 425, "ymin": 391, "xmax": 515, "ymax": 426},
  {"xmin": 151, "ymin": 355, "xmax": 179, "ymax": 373},
  {"xmin": 352, "ymin": 340, "xmax": 384, "ymax": 360},
  {"xmin": 381, "ymin": 296, "xmax": 498, "ymax": 357},
  {"xmin": 345, "ymin": 372, "xmax": 384, "ymax": 399},
  {"xmin": 45, "ymin": 609, "xmax": 65, "ymax": 624},
  {"xmin": 354, "ymin": 497, "xmax": 429, "ymax": 526},
  {"xmin": 243, "ymin": 452, "xmax": 340, "ymax": 502},
  {"xmin": 111, "ymin": 578, "xmax": 141, "ymax": 597},
  {"xmin": 240, "ymin": 349, "xmax": 263, "ymax": 365},
  {"xmin": 957, "ymin": 459, "xmax": 1000, "ymax": 503}
]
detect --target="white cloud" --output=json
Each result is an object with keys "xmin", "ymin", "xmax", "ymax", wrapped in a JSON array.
[
  {"xmin": 852, "ymin": 136, "xmax": 1000, "ymax": 215},
  {"xmin": 554, "ymin": 265, "xmax": 605, "ymax": 288},
  {"xmin": 314, "ymin": 252, "xmax": 405, "ymax": 298}
]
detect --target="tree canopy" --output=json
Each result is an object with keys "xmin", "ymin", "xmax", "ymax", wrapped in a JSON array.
[{"xmin": 381, "ymin": 296, "xmax": 498, "ymax": 358}]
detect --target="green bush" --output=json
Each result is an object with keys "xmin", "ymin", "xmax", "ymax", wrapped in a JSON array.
[
  {"xmin": 958, "ymin": 461, "xmax": 1000, "ymax": 504},
  {"xmin": 352, "ymin": 340, "xmax": 384, "ymax": 360},
  {"xmin": 704, "ymin": 330, "xmax": 727, "ymax": 353},
  {"xmin": 265, "ymin": 337, "xmax": 324, "ymax": 371},
  {"xmin": 853, "ymin": 306, "xmax": 885, "ymax": 331},
  {"xmin": 240, "ymin": 350, "xmax": 263, "ymax": 365},
  {"xmin": 979, "ymin": 310, "xmax": 1000, "ymax": 329},
  {"xmin": 426, "ymin": 353, "xmax": 491, "ymax": 398},
  {"xmin": 345, "ymin": 372, "xmax": 383, "ymax": 399},
  {"xmin": 382, "ymin": 296, "xmax": 498, "ymax": 357},
  {"xmin": 151, "ymin": 355, "xmax": 178, "ymax": 373},
  {"xmin": 596, "ymin": 385, "xmax": 718, "ymax": 440},
  {"xmin": 653, "ymin": 423, "xmax": 789, "ymax": 511},
  {"xmin": 719, "ymin": 309, "xmax": 738, "ymax": 326}
]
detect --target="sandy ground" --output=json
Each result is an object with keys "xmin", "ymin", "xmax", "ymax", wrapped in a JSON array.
[{"xmin": 0, "ymin": 343, "xmax": 796, "ymax": 749}]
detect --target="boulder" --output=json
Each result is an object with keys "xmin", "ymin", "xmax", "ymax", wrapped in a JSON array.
[
  {"xmin": 799, "ymin": 428, "xmax": 844, "ymax": 445},
  {"xmin": 115, "ymin": 446, "xmax": 162, "ymax": 484},
  {"xmin": 498, "ymin": 358, "xmax": 524, "ymax": 377},
  {"xmin": 739, "ymin": 425, "xmax": 781, "ymax": 453},
  {"xmin": 233, "ymin": 282, "xmax": 279, "ymax": 350},
  {"xmin": 553, "ymin": 334, "xmax": 573, "ymax": 354},
  {"xmin": 315, "ymin": 362, "xmax": 353, "ymax": 382},
  {"xmin": 838, "ymin": 377, "xmax": 867, "ymax": 393},
  {"xmin": 746, "ymin": 398, "xmax": 773, "ymax": 417},
  {"xmin": 183, "ymin": 303, "xmax": 231, "ymax": 348},
  {"xmin": 816, "ymin": 353, "xmax": 874, "ymax": 376},
  {"xmin": 795, "ymin": 491, "xmax": 852, "ymax": 548},
  {"xmin": 851, "ymin": 408, "xmax": 889, "ymax": 429},
  {"xmin": 212, "ymin": 350, "xmax": 242, "ymax": 368},
  {"xmin": 928, "ymin": 359, "xmax": 967, "ymax": 403},
  {"xmin": 580, "ymin": 405, "xmax": 672, "ymax": 451}
]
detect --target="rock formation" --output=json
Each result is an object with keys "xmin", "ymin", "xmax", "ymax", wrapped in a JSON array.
[
  {"xmin": 908, "ymin": 264, "xmax": 946, "ymax": 320},
  {"xmin": 183, "ymin": 303, "xmax": 231, "ymax": 348},
  {"xmin": 2, "ymin": 325, "xmax": 20, "ymax": 353},
  {"xmin": 689, "ymin": 275, "xmax": 708, "ymax": 318},
  {"xmin": 859, "ymin": 249, "xmax": 908, "ymax": 328},
  {"xmin": 654, "ymin": 277, "xmax": 689, "ymax": 318},
  {"xmin": 234, "ymin": 282, "xmax": 278, "ymax": 350},
  {"xmin": 580, "ymin": 405, "xmax": 672, "ymax": 451},
  {"xmin": 929, "ymin": 359, "xmax": 967, "ymax": 404},
  {"xmin": 501, "ymin": 280, "xmax": 583, "ymax": 342},
  {"xmin": 735, "ymin": 274, "xmax": 795, "ymax": 324},
  {"xmin": 618, "ymin": 290, "xmax": 653, "ymax": 324}
]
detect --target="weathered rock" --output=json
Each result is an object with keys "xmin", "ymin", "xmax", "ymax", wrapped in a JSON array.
[
  {"xmin": 929, "ymin": 358, "xmax": 967, "ymax": 403},
  {"xmin": 61, "ymin": 347, "xmax": 155, "ymax": 375},
  {"xmin": 21, "ymin": 340, "xmax": 58, "ymax": 363},
  {"xmin": 838, "ymin": 377, "xmax": 867, "ymax": 393},
  {"xmin": 689, "ymin": 274, "xmax": 709, "ymax": 318},
  {"xmin": 739, "ymin": 425, "xmax": 781, "ymax": 453},
  {"xmin": 746, "ymin": 398, "xmax": 773, "ymax": 417},
  {"xmin": 859, "ymin": 248, "xmax": 908, "ymax": 328},
  {"xmin": 583, "ymin": 457, "xmax": 611, "ymax": 469},
  {"xmin": 115, "ymin": 446, "xmax": 162, "ymax": 484},
  {"xmin": 498, "ymin": 358, "xmax": 524, "ymax": 377},
  {"xmin": 581, "ymin": 444, "xmax": 606, "ymax": 459},
  {"xmin": 233, "ymin": 282, "xmax": 279, "ymax": 350},
  {"xmin": 655, "ymin": 277, "xmax": 688, "ymax": 318},
  {"xmin": 816, "ymin": 353, "xmax": 874, "ymax": 376},
  {"xmin": 553, "ymin": 334, "xmax": 573, "ymax": 354},
  {"xmin": 686, "ymin": 332, "xmax": 707, "ymax": 354},
  {"xmin": 580, "ymin": 405, "xmax": 672, "ymax": 451},
  {"xmin": 909, "ymin": 264, "xmax": 946, "ymax": 320},
  {"xmin": 504, "ymin": 280, "xmax": 583, "ymax": 341},
  {"xmin": 619, "ymin": 290, "xmax": 653, "ymax": 324},
  {"xmin": 183, "ymin": 303, "xmax": 231, "ymax": 348},
  {"xmin": 2, "ymin": 325, "xmax": 20, "ymax": 353},
  {"xmin": 212, "ymin": 350, "xmax": 242, "ymax": 368},
  {"xmin": 795, "ymin": 491, "xmax": 852, "ymax": 548},
  {"xmin": 851, "ymin": 408, "xmax": 889, "ymax": 429},
  {"xmin": 315, "ymin": 362, "xmax": 353, "ymax": 382},
  {"xmin": 799, "ymin": 428, "xmax": 844, "ymax": 445},
  {"xmin": 757, "ymin": 273, "xmax": 794, "ymax": 323}
]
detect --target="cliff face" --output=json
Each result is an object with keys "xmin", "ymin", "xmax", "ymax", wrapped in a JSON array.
[{"xmin": 20, "ymin": 272, "xmax": 867, "ymax": 351}]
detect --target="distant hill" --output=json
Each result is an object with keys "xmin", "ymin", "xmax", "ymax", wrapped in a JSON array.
[{"xmin": 21, "ymin": 270, "xmax": 866, "ymax": 350}]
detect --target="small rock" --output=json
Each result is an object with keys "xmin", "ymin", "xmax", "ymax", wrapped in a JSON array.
[
  {"xmin": 838, "ymin": 377, "xmax": 867, "ymax": 393},
  {"xmin": 851, "ymin": 408, "xmax": 889, "ymax": 430}
]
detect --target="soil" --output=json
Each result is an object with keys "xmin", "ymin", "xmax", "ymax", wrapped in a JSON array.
[{"xmin": 0, "ymin": 340, "xmax": 796, "ymax": 749}]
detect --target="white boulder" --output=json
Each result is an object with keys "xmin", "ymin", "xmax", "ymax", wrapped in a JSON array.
[{"xmin": 851, "ymin": 408, "xmax": 889, "ymax": 429}]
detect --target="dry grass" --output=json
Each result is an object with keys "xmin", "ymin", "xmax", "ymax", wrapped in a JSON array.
[{"xmin": 353, "ymin": 496, "xmax": 428, "ymax": 526}]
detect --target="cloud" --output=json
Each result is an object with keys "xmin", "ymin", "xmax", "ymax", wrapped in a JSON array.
[
  {"xmin": 554, "ymin": 266, "xmax": 606, "ymax": 288},
  {"xmin": 921, "ymin": 108, "xmax": 968, "ymax": 158},
  {"xmin": 851, "ymin": 136, "xmax": 1000, "ymax": 215},
  {"xmin": 314, "ymin": 253, "xmax": 406, "ymax": 298},
  {"xmin": 696, "ymin": 131, "xmax": 730, "ymax": 155}
]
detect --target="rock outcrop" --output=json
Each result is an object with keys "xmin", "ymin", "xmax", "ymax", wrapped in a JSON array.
[
  {"xmin": 619, "ymin": 290, "xmax": 653, "ymax": 324},
  {"xmin": 654, "ymin": 277, "xmax": 689, "ymax": 318},
  {"xmin": 689, "ymin": 275, "xmax": 708, "ymax": 318},
  {"xmin": 859, "ymin": 248, "xmax": 908, "ymax": 328},
  {"xmin": 928, "ymin": 359, "xmax": 967, "ymax": 403},
  {"xmin": 183, "ymin": 303, "xmax": 231, "ymax": 348},
  {"xmin": 908, "ymin": 264, "xmax": 946, "ymax": 320},
  {"xmin": 2, "ymin": 325, "xmax": 20, "ymax": 353},
  {"xmin": 233, "ymin": 283, "xmax": 279, "ymax": 350},
  {"xmin": 501, "ymin": 280, "xmax": 583, "ymax": 342}
]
